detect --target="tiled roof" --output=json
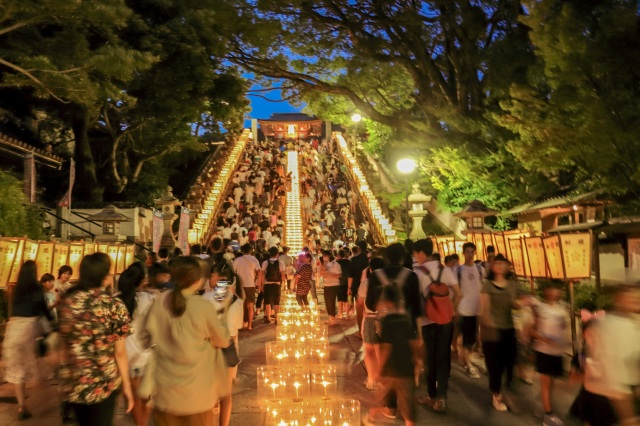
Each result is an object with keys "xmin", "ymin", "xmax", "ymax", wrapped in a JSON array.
[
  {"xmin": 0, "ymin": 133, "xmax": 64, "ymax": 166},
  {"xmin": 505, "ymin": 190, "xmax": 603, "ymax": 215},
  {"xmin": 260, "ymin": 113, "xmax": 319, "ymax": 122}
]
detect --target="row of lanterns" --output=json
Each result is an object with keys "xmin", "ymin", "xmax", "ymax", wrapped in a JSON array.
[
  {"xmin": 334, "ymin": 134, "xmax": 396, "ymax": 244},
  {"xmin": 285, "ymin": 151, "xmax": 304, "ymax": 254},
  {"xmin": 258, "ymin": 295, "xmax": 361, "ymax": 425},
  {"xmin": 258, "ymin": 151, "xmax": 360, "ymax": 425},
  {"xmin": 189, "ymin": 131, "xmax": 250, "ymax": 243}
]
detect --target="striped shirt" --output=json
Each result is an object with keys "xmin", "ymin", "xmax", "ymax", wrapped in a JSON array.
[{"xmin": 295, "ymin": 264, "xmax": 313, "ymax": 295}]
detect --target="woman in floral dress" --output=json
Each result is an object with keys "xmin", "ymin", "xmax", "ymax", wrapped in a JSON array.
[
  {"xmin": 2, "ymin": 260, "xmax": 52, "ymax": 421},
  {"xmin": 58, "ymin": 252, "xmax": 134, "ymax": 426}
]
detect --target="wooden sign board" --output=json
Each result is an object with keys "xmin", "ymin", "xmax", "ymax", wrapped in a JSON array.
[
  {"xmin": 97, "ymin": 243, "xmax": 109, "ymax": 254},
  {"xmin": 116, "ymin": 245, "xmax": 127, "ymax": 274},
  {"xmin": 107, "ymin": 245, "xmax": 119, "ymax": 275},
  {"xmin": 472, "ymin": 234, "xmax": 484, "ymax": 263},
  {"xmin": 125, "ymin": 245, "xmax": 135, "ymax": 267},
  {"xmin": 35, "ymin": 242, "xmax": 54, "ymax": 276},
  {"xmin": 483, "ymin": 234, "xmax": 494, "ymax": 259},
  {"xmin": 8, "ymin": 239, "xmax": 25, "ymax": 284},
  {"xmin": 24, "ymin": 240, "xmax": 38, "ymax": 261},
  {"xmin": 494, "ymin": 233, "xmax": 507, "ymax": 258},
  {"xmin": 0, "ymin": 240, "xmax": 20, "ymax": 288},
  {"xmin": 525, "ymin": 237, "xmax": 547, "ymax": 278},
  {"xmin": 508, "ymin": 238, "xmax": 526, "ymax": 277},
  {"xmin": 68, "ymin": 244, "xmax": 84, "ymax": 281},
  {"xmin": 52, "ymin": 243, "xmax": 70, "ymax": 276},
  {"xmin": 84, "ymin": 243, "xmax": 96, "ymax": 256},
  {"xmin": 559, "ymin": 233, "xmax": 591, "ymax": 279},
  {"xmin": 543, "ymin": 235, "xmax": 565, "ymax": 279}
]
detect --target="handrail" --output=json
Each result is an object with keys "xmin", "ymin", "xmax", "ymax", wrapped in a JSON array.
[
  {"xmin": 70, "ymin": 210, "xmax": 102, "ymax": 227},
  {"xmin": 42, "ymin": 209, "xmax": 96, "ymax": 238}
]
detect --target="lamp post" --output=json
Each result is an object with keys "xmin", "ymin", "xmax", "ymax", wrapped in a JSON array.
[
  {"xmin": 350, "ymin": 113, "xmax": 362, "ymax": 150},
  {"xmin": 397, "ymin": 158, "xmax": 417, "ymax": 241}
]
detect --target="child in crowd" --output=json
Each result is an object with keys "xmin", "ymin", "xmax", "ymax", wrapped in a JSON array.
[
  {"xmin": 368, "ymin": 285, "xmax": 415, "ymax": 426},
  {"xmin": 41, "ymin": 273, "xmax": 58, "ymax": 322},
  {"xmin": 531, "ymin": 280, "xmax": 569, "ymax": 426}
]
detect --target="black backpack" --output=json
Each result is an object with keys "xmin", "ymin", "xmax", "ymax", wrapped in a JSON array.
[{"xmin": 265, "ymin": 260, "xmax": 281, "ymax": 283}]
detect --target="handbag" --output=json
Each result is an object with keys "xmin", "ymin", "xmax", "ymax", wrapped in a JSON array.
[{"xmin": 221, "ymin": 340, "xmax": 240, "ymax": 367}]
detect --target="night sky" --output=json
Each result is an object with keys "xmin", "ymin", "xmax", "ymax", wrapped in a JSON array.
[{"xmin": 244, "ymin": 84, "xmax": 303, "ymax": 128}]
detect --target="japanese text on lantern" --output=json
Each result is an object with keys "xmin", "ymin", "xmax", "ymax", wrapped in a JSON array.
[
  {"xmin": 559, "ymin": 233, "xmax": 591, "ymax": 279},
  {"xmin": 543, "ymin": 235, "xmax": 564, "ymax": 279},
  {"xmin": 508, "ymin": 238, "xmax": 526, "ymax": 277},
  {"xmin": 525, "ymin": 237, "xmax": 547, "ymax": 278},
  {"xmin": 0, "ymin": 240, "xmax": 19, "ymax": 288}
]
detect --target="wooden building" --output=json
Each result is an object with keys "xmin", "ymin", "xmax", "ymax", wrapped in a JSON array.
[{"xmin": 258, "ymin": 113, "xmax": 324, "ymax": 140}]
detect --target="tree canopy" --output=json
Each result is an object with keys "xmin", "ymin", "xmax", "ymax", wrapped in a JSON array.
[
  {"xmin": 224, "ymin": 0, "xmax": 640, "ymax": 212},
  {"xmin": 0, "ymin": 0, "xmax": 249, "ymax": 203}
]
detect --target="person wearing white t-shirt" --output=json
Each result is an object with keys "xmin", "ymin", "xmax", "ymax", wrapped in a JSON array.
[
  {"xmin": 413, "ymin": 239, "xmax": 460, "ymax": 412},
  {"xmin": 232, "ymin": 244, "xmax": 262, "ymax": 331},
  {"xmin": 456, "ymin": 242, "xmax": 485, "ymax": 379}
]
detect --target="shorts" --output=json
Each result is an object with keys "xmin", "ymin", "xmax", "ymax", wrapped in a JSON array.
[
  {"xmin": 534, "ymin": 351, "xmax": 564, "ymax": 377},
  {"xmin": 263, "ymin": 284, "xmax": 281, "ymax": 306},
  {"xmin": 362, "ymin": 316, "xmax": 380, "ymax": 344},
  {"xmin": 243, "ymin": 287, "xmax": 256, "ymax": 303},
  {"xmin": 460, "ymin": 316, "xmax": 478, "ymax": 349},
  {"xmin": 337, "ymin": 286, "xmax": 348, "ymax": 302}
]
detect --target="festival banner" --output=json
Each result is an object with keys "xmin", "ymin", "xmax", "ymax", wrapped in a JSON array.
[
  {"xmin": 0, "ymin": 240, "xmax": 20, "ymax": 288},
  {"xmin": 35, "ymin": 242, "xmax": 54, "ymax": 275},
  {"xmin": 559, "ymin": 233, "xmax": 591, "ymax": 279},
  {"xmin": 58, "ymin": 159, "xmax": 76, "ymax": 208},
  {"xmin": 52, "ymin": 243, "xmax": 70, "ymax": 275},
  {"xmin": 68, "ymin": 244, "xmax": 84, "ymax": 280},
  {"xmin": 508, "ymin": 238, "xmax": 526, "ymax": 277},
  {"xmin": 97, "ymin": 243, "xmax": 109, "ymax": 254},
  {"xmin": 525, "ymin": 237, "xmax": 547, "ymax": 278},
  {"xmin": 152, "ymin": 208, "xmax": 164, "ymax": 253},
  {"xmin": 455, "ymin": 240, "xmax": 465, "ymax": 258},
  {"xmin": 543, "ymin": 235, "xmax": 565, "ymax": 279},
  {"xmin": 178, "ymin": 207, "xmax": 191, "ymax": 256},
  {"xmin": 447, "ymin": 240, "xmax": 455, "ymax": 258},
  {"xmin": 8, "ymin": 239, "xmax": 25, "ymax": 284},
  {"xmin": 472, "ymin": 234, "xmax": 484, "ymax": 262},
  {"xmin": 107, "ymin": 245, "xmax": 119, "ymax": 275}
]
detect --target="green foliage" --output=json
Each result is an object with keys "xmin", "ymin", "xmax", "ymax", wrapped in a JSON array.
[
  {"xmin": 0, "ymin": 0, "xmax": 250, "ymax": 203},
  {"xmin": 0, "ymin": 170, "xmax": 44, "ymax": 239},
  {"xmin": 572, "ymin": 282, "xmax": 613, "ymax": 312}
]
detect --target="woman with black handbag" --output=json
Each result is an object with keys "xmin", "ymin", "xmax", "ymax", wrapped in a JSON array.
[{"xmin": 2, "ymin": 260, "xmax": 53, "ymax": 421}]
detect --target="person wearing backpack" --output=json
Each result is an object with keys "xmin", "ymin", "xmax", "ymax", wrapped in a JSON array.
[
  {"xmin": 260, "ymin": 247, "xmax": 285, "ymax": 325},
  {"xmin": 412, "ymin": 239, "xmax": 460, "ymax": 412},
  {"xmin": 365, "ymin": 243, "xmax": 422, "ymax": 420},
  {"xmin": 456, "ymin": 242, "xmax": 485, "ymax": 380}
]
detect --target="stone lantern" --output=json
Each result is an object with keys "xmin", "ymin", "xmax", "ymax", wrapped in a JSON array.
[
  {"xmin": 408, "ymin": 184, "xmax": 432, "ymax": 240},
  {"xmin": 155, "ymin": 186, "xmax": 181, "ymax": 249},
  {"xmin": 87, "ymin": 205, "xmax": 131, "ymax": 242},
  {"xmin": 454, "ymin": 200, "xmax": 498, "ymax": 232}
]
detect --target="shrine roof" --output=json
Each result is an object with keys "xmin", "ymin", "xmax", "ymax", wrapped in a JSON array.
[{"xmin": 259, "ymin": 113, "xmax": 320, "ymax": 122}]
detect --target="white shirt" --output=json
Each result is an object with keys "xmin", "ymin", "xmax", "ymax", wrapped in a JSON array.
[
  {"xmin": 262, "ymin": 230, "xmax": 272, "ymax": 242},
  {"xmin": 532, "ymin": 300, "xmax": 569, "ymax": 356},
  {"xmin": 233, "ymin": 255, "xmax": 261, "ymax": 288},
  {"xmin": 414, "ymin": 260, "xmax": 458, "ymax": 326},
  {"xmin": 456, "ymin": 264, "xmax": 485, "ymax": 316},
  {"xmin": 126, "ymin": 291, "xmax": 157, "ymax": 370},
  {"xmin": 268, "ymin": 235, "xmax": 281, "ymax": 248},
  {"xmin": 203, "ymin": 292, "xmax": 244, "ymax": 338}
]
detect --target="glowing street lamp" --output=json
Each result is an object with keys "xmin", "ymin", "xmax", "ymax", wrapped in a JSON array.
[
  {"xmin": 397, "ymin": 158, "xmax": 417, "ymax": 240},
  {"xmin": 351, "ymin": 113, "xmax": 362, "ymax": 123},
  {"xmin": 397, "ymin": 158, "xmax": 417, "ymax": 174},
  {"xmin": 350, "ymin": 113, "xmax": 362, "ymax": 149}
]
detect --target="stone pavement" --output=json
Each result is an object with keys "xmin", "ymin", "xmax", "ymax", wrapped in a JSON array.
[{"xmin": 0, "ymin": 291, "xmax": 583, "ymax": 426}]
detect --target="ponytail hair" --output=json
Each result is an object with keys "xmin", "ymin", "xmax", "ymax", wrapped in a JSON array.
[{"xmin": 168, "ymin": 256, "xmax": 203, "ymax": 317}]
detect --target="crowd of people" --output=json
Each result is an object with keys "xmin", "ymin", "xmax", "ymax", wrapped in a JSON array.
[{"xmin": 1, "ymin": 136, "xmax": 639, "ymax": 426}]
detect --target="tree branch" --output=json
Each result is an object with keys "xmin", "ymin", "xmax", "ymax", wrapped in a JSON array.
[{"xmin": 0, "ymin": 57, "xmax": 69, "ymax": 103}]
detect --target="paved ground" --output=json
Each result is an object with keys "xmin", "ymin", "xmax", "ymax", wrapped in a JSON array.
[{"xmin": 0, "ymin": 290, "xmax": 583, "ymax": 425}]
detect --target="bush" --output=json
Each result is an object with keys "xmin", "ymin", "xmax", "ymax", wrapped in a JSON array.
[{"xmin": 0, "ymin": 170, "xmax": 45, "ymax": 239}]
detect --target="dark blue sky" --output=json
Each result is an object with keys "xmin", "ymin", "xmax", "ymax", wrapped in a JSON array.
[{"xmin": 243, "ymin": 84, "xmax": 303, "ymax": 128}]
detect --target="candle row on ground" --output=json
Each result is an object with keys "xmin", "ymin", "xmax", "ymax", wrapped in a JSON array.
[
  {"xmin": 264, "ymin": 399, "xmax": 361, "ymax": 426},
  {"xmin": 258, "ymin": 365, "xmax": 337, "ymax": 402}
]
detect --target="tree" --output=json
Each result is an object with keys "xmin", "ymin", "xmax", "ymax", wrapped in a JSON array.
[
  {"xmin": 0, "ymin": 0, "xmax": 250, "ymax": 203},
  {"xmin": 494, "ymin": 0, "xmax": 640, "ymax": 206},
  {"xmin": 0, "ymin": 170, "xmax": 44, "ymax": 239}
]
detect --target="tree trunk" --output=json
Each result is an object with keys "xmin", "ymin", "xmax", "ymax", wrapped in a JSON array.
[{"xmin": 72, "ymin": 110, "xmax": 104, "ymax": 202}]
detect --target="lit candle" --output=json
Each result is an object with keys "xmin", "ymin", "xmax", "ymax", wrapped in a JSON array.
[
  {"xmin": 270, "ymin": 382, "xmax": 280, "ymax": 400},
  {"xmin": 321, "ymin": 380, "xmax": 330, "ymax": 399},
  {"xmin": 293, "ymin": 381, "xmax": 301, "ymax": 401}
]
